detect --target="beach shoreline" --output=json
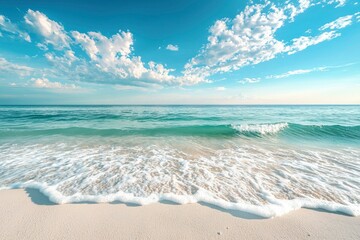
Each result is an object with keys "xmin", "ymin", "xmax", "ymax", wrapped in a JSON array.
[{"xmin": 1, "ymin": 189, "xmax": 359, "ymax": 240}]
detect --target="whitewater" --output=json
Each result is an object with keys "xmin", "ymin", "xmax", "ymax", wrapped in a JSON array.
[{"xmin": 0, "ymin": 105, "xmax": 359, "ymax": 218}]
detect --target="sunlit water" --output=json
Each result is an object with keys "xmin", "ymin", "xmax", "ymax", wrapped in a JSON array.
[{"xmin": 0, "ymin": 105, "xmax": 359, "ymax": 217}]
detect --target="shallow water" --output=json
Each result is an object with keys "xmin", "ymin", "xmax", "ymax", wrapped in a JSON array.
[{"xmin": 0, "ymin": 105, "xmax": 359, "ymax": 217}]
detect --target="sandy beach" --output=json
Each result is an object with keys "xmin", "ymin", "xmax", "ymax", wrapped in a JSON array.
[{"xmin": 0, "ymin": 189, "xmax": 359, "ymax": 240}]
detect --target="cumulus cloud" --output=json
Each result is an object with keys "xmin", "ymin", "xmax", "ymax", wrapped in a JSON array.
[
  {"xmin": 0, "ymin": 15, "xmax": 31, "ymax": 42},
  {"xmin": 45, "ymin": 50, "xmax": 78, "ymax": 67},
  {"xmin": 0, "ymin": 57, "xmax": 34, "ymax": 76},
  {"xmin": 286, "ymin": 31, "xmax": 340, "ymax": 55},
  {"xmin": 319, "ymin": 15, "xmax": 353, "ymax": 30},
  {"xmin": 0, "ymin": 10, "xmax": 201, "ymax": 87},
  {"xmin": 70, "ymin": 30, "xmax": 203, "ymax": 86},
  {"xmin": 71, "ymin": 30, "xmax": 145, "ymax": 78},
  {"xmin": 166, "ymin": 44, "xmax": 179, "ymax": 51},
  {"xmin": 184, "ymin": 0, "xmax": 352, "ymax": 80},
  {"xmin": 24, "ymin": 9, "xmax": 70, "ymax": 49},
  {"xmin": 185, "ymin": 2, "xmax": 295, "ymax": 79},
  {"xmin": 31, "ymin": 77, "xmax": 78, "ymax": 90}
]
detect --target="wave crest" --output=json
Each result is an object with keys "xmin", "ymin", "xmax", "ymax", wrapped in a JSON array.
[{"xmin": 231, "ymin": 123, "xmax": 288, "ymax": 135}]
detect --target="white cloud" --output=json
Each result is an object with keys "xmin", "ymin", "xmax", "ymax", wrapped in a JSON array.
[
  {"xmin": 286, "ymin": 31, "xmax": 340, "ymax": 55},
  {"xmin": 328, "ymin": 0, "xmax": 347, "ymax": 7},
  {"xmin": 0, "ymin": 10, "xmax": 194, "ymax": 87},
  {"xmin": 166, "ymin": 44, "xmax": 179, "ymax": 51},
  {"xmin": 238, "ymin": 77, "xmax": 260, "ymax": 84},
  {"xmin": 71, "ymin": 30, "xmax": 144, "ymax": 78},
  {"xmin": 0, "ymin": 57, "xmax": 34, "ymax": 76},
  {"xmin": 24, "ymin": 9, "xmax": 70, "ymax": 49},
  {"xmin": 266, "ymin": 63, "xmax": 355, "ymax": 79},
  {"xmin": 184, "ymin": 2, "xmax": 298, "ymax": 79},
  {"xmin": 45, "ymin": 50, "xmax": 78, "ymax": 67},
  {"xmin": 71, "ymin": 31, "xmax": 133, "ymax": 60},
  {"xmin": 319, "ymin": 15, "xmax": 353, "ymax": 30},
  {"xmin": 0, "ymin": 15, "xmax": 31, "ymax": 42},
  {"xmin": 266, "ymin": 67, "xmax": 326, "ymax": 79},
  {"xmin": 71, "ymin": 30, "xmax": 203, "ymax": 86},
  {"xmin": 184, "ymin": 1, "xmax": 352, "ymax": 80},
  {"xmin": 236, "ymin": 63, "xmax": 355, "ymax": 83},
  {"xmin": 36, "ymin": 42, "xmax": 48, "ymax": 51},
  {"xmin": 31, "ymin": 77, "xmax": 78, "ymax": 90}
]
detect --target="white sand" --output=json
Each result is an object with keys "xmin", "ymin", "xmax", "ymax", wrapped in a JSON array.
[{"xmin": 0, "ymin": 189, "xmax": 359, "ymax": 240}]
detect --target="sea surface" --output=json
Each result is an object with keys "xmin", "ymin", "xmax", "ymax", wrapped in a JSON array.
[{"xmin": 0, "ymin": 105, "xmax": 359, "ymax": 217}]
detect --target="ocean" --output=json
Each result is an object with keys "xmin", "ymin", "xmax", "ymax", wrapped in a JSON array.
[{"xmin": 0, "ymin": 105, "xmax": 359, "ymax": 217}]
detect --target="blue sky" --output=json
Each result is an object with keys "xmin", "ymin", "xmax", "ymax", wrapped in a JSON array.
[{"xmin": 0, "ymin": 0, "xmax": 359, "ymax": 104}]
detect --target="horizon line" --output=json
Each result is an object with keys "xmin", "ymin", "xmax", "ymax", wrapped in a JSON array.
[{"xmin": 0, "ymin": 104, "xmax": 359, "ymax": 106}]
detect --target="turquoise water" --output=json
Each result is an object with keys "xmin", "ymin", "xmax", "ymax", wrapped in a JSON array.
[{"xmin": 0, "ymin": 105, "xmax": 359, "ymax": 217}]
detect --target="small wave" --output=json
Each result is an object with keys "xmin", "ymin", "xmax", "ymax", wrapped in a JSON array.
[
  {"xmin": 1, "ymin": 123, "xmax": 359, "ymax": 140},
  {"xmin": 6, "ymin": 183, "xmax": 360, "ymax": 218},
  {"xmin": 231, "ymin": 123, "xmax": 289, "ymax": 135}
]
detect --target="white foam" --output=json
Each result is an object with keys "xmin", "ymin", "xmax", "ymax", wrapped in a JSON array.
[
  {"xmin": 0, "ymin": 137, "xmax": 359, "ymax": 218},
  {"xmin": 7, "ymin": 182, "xmax": 360, "ymax": 218},
  {"xmin": 231, "ymin": 123, "xmax": 288, "ymax": 135}
]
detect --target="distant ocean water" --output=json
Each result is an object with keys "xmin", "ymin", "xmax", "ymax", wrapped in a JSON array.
[{"xmin": 0, "ymin": 105, "xmax": 359, "ymax": 217}]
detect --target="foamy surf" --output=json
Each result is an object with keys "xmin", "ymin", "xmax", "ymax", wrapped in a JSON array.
[
  {"xmin": 231, "ymin": 123, "xmax": 289, "ymax": 135},
  {"xmin": 5, "ymin": 182, "xmax": 360, "ymax": 218},
  {"xmin": 1, "ymin": 139, "xmax": 359, "ymax": 218}
]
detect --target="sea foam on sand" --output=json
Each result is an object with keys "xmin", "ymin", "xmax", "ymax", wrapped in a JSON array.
[{"xmin": 1, "ymin": 189, "xmax": 360, "ymax": 240}]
